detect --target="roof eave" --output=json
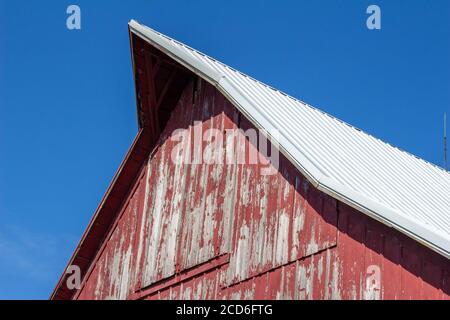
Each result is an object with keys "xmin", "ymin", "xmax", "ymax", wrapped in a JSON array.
[{"xmin": 128, "ymin": 19, "xmax": 450, "ymax": 260}]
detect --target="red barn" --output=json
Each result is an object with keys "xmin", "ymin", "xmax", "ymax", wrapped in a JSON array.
[{"xmin": 52, "ymin": 21, "xmax": 450, "ymax": 300}]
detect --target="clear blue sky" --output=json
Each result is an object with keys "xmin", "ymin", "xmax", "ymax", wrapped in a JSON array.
[{"xmin": 0, "ymin": 0, "xmax": 449, "ymax": 299}]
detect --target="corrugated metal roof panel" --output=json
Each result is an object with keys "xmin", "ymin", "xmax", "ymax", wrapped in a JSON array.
[{"xmin": 129, "ymin": 20, "xmax": 450, "ymax": 259}]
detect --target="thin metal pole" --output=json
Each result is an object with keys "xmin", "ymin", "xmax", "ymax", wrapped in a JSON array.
[{"xmin": 445, "ymin": 112, "xmax": 447, "ymax": 170}]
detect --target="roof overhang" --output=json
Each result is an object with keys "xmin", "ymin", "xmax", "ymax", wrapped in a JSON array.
[
  {"xmin": 128, "ymin": 20, "xmax": 450, "ymax": 260},
  {"xmin": 51, "ymin": 20, "xmax": 450, "ymax": 300},
  {"xmin": 51, "ymin": 24, "xmax": 193, "ymax": 300}
]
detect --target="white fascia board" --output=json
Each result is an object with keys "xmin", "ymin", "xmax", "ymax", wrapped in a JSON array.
[
  {"xmin": 318, "ymin": 175, "xmax": 450, "ymax": 259},
  {"xmin": 129, "ymin": 20, "xmax": 223, "ymax": 84},
  {"xmin": 221, "ymin": 75, "xmax": 450, "ymax": 259},
  {"xmin": 128, "ymin": 20, "xmax": 450, "ymax": 260}
]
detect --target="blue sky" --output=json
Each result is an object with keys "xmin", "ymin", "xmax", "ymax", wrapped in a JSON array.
[{"xmin": 0, "ymin": 0, "xmax": 449, "ymax": 299}]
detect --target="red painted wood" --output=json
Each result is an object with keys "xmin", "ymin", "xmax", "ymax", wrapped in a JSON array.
[{"xmin": 61, "ymin": 65, "xmax": 450, "ymax": 300}]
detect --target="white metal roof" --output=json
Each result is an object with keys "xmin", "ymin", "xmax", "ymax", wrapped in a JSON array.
[{"xmin": 129, "ymin": 20, "xmax": 450, "ymax": 259}]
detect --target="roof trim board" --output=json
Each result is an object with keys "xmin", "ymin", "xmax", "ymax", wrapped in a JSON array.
[{"xmin": 128, "ymin": 20, "xmax": 450, "ymax": 259}]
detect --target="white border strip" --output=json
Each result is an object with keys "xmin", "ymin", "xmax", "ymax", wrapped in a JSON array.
[{"xmin": 129, "ymin": 20, "xmax": 450, "ymax": 259}]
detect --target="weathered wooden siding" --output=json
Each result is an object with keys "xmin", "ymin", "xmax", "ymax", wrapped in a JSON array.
[
  {"xmin": 76, "ymin": 166, "xmax": 148, "ymax": 300},
  {"xmin": 75, "ymin": 79, "xmax": 450, "ymax": 300}
]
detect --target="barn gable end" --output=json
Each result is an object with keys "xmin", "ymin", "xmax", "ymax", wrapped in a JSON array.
[{"xmin": 51, "ymin": 21, "xmax": 450, "ymax": 300}]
